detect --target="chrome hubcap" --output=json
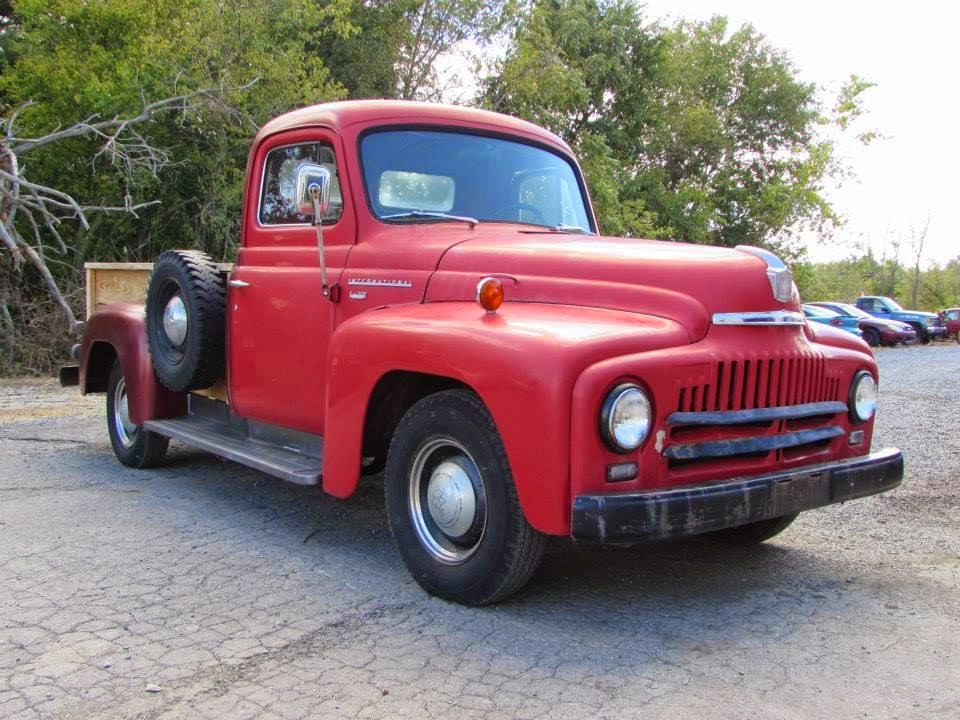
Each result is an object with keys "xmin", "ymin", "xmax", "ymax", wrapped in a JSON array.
[
  {"xmin": 409, "ymin": 438, "xmax": 486, "ymax": 565},
  {"xmin": 162, "ymin": 294, "xmax": 188, "ymax": 346},
  {"xmin": 113, "ymin": 377, "xmax": 138, "ymax": 448},
  {"xmin": 426, "ymin": 460, "xmax": 477, "ymax": 539}
]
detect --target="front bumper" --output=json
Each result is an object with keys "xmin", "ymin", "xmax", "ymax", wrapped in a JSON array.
[
  {"xmin": 571, "ymin": 448, "xmax": 903, "ymax": 543},
  {"xmin": 880, "ymin": 328, "xmax": 917, "ymax": 344},
  {"xmin": 927, "ymin": 326, "xmax": 948, "ymax": 338}
]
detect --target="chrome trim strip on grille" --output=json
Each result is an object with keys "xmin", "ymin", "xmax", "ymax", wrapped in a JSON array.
[
  {"xmin": 663, "ymin": 426, "xmax": 845, "ymax": 460},
  {"xmin": 712, "ymin": 311, "xmax": 805, "ymax": 326},
  {"xmin": 668, "ymin": 401, "xmax": 847, "ymax": 427}
]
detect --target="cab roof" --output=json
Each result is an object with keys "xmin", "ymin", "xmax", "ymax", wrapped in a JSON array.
[{"xmin": 254, "ymin": 99, "xmax": 572, "ymax": 154}]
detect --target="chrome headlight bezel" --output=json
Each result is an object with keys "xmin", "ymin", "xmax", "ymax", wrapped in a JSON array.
[
  {"xmin": 600, "ymin": 383, "xmax": 653, "ymax": 454},
  {"xmin": 849, "ymin": 371, "xmax": 878, "ymax": 423}
]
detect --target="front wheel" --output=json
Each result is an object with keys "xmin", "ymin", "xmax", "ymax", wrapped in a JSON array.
[
  {"xmin": 909, "ymin": 323, "xmax": 930, "ymax": 344},
  {"xmin": 106, "ymin": 362, "xmax": 169, "ymax": 469},
  {"xmin": 862, "ymin": 327, "xmax": 881, "ymax": 347},
  {"xmin": 384, "ymin": 390, "xmax": 546, "ymax": 605}
]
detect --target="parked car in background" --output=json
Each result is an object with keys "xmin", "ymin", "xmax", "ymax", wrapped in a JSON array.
[
  {"xmin": 808, "ymin": 302, "xmax": 917, "ymax": 347},
  {"xmin": 802, "ymin": 304, "xmax": 864, "ymax": 338},
  {"xmin": 942, "ymin": 308, "xmax": 960, "ymax": 342},
  {"xmin": 854, "ymin": 296, "xmax": 947, "ymax": 344}
]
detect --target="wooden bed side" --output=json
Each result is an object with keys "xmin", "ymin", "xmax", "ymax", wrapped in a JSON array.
[
  {"xmin": 84, "ymin": 262, "xmax": 233, "ymax": 403},
  {"xmin": 84, "ymin": 262, "xmax": 232, "ymax": 320}
]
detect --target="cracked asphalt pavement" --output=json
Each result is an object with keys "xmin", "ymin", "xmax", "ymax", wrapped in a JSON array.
[{"xmin": 1, "ymin": 345, "xmax": 958, "ymax": 719}]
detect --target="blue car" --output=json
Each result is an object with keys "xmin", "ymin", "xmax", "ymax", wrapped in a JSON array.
[{"xmin": 802, "ymin": 304, "xmax": 863, "ymax": 337}]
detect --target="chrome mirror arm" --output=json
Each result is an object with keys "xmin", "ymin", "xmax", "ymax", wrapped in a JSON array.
[{"xmin": 310, "ymin": 184, "xmax": 329, "ymax": 298}]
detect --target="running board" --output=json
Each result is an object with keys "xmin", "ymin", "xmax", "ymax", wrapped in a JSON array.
[{"xmin": 144, "ymin": 395, "xmax": 323, "ymax": 486}]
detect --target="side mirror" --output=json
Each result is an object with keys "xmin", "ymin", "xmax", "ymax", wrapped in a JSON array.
[{"xmin": 295, "ymin": 163, "xmax": 332, "ymax": 219}]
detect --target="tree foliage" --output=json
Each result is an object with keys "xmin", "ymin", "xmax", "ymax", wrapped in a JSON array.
[
  {"xmin": 799, "ymin": 252, "xmax": 960, "ymax": 313},
  {"xmin": 483, "ymin": 1, "xmax": 871, "ymax": 251},
  {"xmin": 0, "ymin": 0, "xmax": 879, "ymax": 373}
]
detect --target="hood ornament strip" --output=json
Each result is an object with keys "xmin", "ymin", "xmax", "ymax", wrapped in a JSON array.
[{"xmin": 712, "ymin": 311, "xmax": 805, "ymax": 326}]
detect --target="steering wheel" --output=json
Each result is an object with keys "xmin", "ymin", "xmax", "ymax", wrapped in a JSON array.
[{"xmin": 506, "ymin": 202, "xmax": 545, "ymax": 225}]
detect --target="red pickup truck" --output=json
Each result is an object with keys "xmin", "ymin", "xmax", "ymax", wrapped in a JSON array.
[{"xmin": 66, "ymin": 100, "xmax": 903, "ymax": 605}]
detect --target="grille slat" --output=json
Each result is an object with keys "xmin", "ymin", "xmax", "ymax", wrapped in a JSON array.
[
  {"xmin": 676, "ymin": 351, "xmax": 839, "ymax": 414},
  {"xmin": 669, "ymin": 351, "xmax": 844, "ymax": 469}
]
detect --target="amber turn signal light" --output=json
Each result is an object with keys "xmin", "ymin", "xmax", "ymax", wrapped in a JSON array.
[{"xmin": 476, "ymin": 277, "xmax": 504, "ymax": 312}]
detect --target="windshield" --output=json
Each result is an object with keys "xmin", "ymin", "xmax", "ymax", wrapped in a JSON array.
[
  {"xmin": 360, "ymin": 130, "xmax": 593, "ymax": 231},
  {"xmin": 833, "ymin": 303, "xmax": 871, "ymax": 319},
  {"xmin": 882, "ymin": 298, "xmax": 904, "ymax": 311},
  {"xmin": 803, "ymin": 305, "xmax": 839, "ymax": 318}
]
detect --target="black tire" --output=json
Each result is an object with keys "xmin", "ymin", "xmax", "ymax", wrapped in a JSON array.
[
  {"xmin": 909, "ymin": 323, "xmax": 930, "ymax": 345},
  {"xmin": 146, "ymin": 250, "xmax": 225, "ymax": 392},
  {"xmin": 106, "ymin": 362, "xmax": 169, "ymax": 469},
  {"xmin": 384, "ymin": 390, "xmax": 546, "ymax": 605},
  {"xmin": 707, "ymin": 513, "xmax": 799, "ymax": 545},
  {"xmin": 862, "ymin": 327, "xmax": 881, "ymax": 347}
]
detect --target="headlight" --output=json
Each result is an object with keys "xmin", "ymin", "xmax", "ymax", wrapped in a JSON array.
[
  {"xmin": 849, "ymin": 371, "xmax": 878, "ymax": 423},
  {"xmin": 600, "ymin": 384, "xmax": 652, "ymax": 453}
]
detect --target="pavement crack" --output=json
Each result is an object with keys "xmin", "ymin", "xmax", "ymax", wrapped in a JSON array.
[{"xmin": 0, "ymin": 435, "xmax": 88, "ymax": 444}]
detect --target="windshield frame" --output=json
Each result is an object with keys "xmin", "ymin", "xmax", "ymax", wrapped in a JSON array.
[{"xmin": 357, "ymin": 125, "xmax": 597, "ymax": 233}]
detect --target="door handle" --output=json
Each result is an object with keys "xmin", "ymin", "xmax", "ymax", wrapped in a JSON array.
[{"xmin": 229, "ymin": 279, "xmax": 250, "ymax": 288}]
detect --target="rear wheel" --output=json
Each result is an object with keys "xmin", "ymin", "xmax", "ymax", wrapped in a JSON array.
[
  {"xmin": 106, "ymin": 362, "xmax": 169, "ymax": 468},
  {"xmin": 707, "ymin": 513, "xmax": 798, "ymax": 545},
  {"xmin": 862, "ymin": 327, "xmax": 881, "ymax": 347},
  {"xmin": 384, "ymin": 390, "xmax": 546, "ymax": 605}
]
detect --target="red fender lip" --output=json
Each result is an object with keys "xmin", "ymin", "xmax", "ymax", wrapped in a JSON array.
[{"xmin": 80, "ymin": 303, "xmax": 185, "ymax": 425}]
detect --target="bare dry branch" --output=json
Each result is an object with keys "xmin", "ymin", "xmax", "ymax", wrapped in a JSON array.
[
  {"xmin": 0, "ymin": 221, "xmax": 23, "ymax": 265},
  {"xmin": 0, "ymin": 81, "xmax": 258, "ymax": 337},
  {"xmin": 8, "ymin": 80, "xmax": 259, "ymax": 155}
]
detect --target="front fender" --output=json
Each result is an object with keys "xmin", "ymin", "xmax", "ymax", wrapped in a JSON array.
[
  {"xmin": 322, "ymin": 301, "xmax": 689, "ymax": 534},
  {"xmin": 805, "ymin": 321, "xmax": 874, "ymax": 357},
  {"xmin": 80, "ymin": 304, "xmax": 186, "ymax": 424}
]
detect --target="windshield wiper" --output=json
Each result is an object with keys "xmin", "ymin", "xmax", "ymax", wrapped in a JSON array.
[
  {"xmin": 552, "ymin": 224, "xmax": 590, "ymax": 234},
  {"xmin": 381, "ymin": 210, "xmax": 478, "ymax": 228},
  {"xmin": 517, "ymin": 223, "xmax": 594, "ymax": 235}
]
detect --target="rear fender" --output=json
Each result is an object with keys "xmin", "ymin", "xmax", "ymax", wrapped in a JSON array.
[
  {"xmin": 80, "ymin": 304, "xmax": 186, "ymax": 424},
  {"xmin": 322, "ymin": 302, "xmax": 688, "ymax": 534}
]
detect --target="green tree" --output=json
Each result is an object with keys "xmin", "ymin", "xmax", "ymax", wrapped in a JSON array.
[
  {"xmin": 483, "ymin": 1, "xmax": 871, "ymax": 251},
  {"xmin": 0, "ymin": 0, "xmax": 352, "ymax": 257},
  {"xmin": 0, "ymin": 0, "xmax": 354, "ymax": 372},
  {"xmin": 482, "ymin": 0, "xmax": 664, "ymax": 236}
]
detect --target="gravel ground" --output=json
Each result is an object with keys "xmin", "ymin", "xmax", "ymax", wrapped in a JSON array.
[{"xmin": 0, "ymin": 345, "xmax": 958, "ymax": 719}]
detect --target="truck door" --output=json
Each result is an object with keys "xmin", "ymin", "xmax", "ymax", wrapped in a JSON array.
[{"xmin": 228, "ymin": 130, "xmax": 355, "ymax": 435}]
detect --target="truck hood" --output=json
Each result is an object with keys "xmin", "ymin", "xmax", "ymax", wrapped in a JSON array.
[{"xmin": 425, "ymin": 230, "xmax": 799, "ymax": 341}]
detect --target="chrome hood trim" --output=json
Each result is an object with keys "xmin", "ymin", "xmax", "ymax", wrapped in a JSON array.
[{"xmin": 712, "ymin": 310, "xmax": 805, "ymax": 326}]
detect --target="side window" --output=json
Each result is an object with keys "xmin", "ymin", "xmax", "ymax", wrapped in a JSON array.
[
  {"xmin": 860, "ymin": 299, "xmax": 876, "ymax": 312},
  {"xmin": 259, "ymin": 143, "xmax": 344, "ymax": 225}
]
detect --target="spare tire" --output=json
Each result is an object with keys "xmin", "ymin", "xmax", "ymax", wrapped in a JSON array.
[{"xmin": 146, "ymin": 250, "xmax": 226, "ymax": 392}]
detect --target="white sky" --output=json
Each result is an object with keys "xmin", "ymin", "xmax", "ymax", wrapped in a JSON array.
[{"xmin": 643, "ymin": 0, "xmax": 960, "ymax": 266}]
